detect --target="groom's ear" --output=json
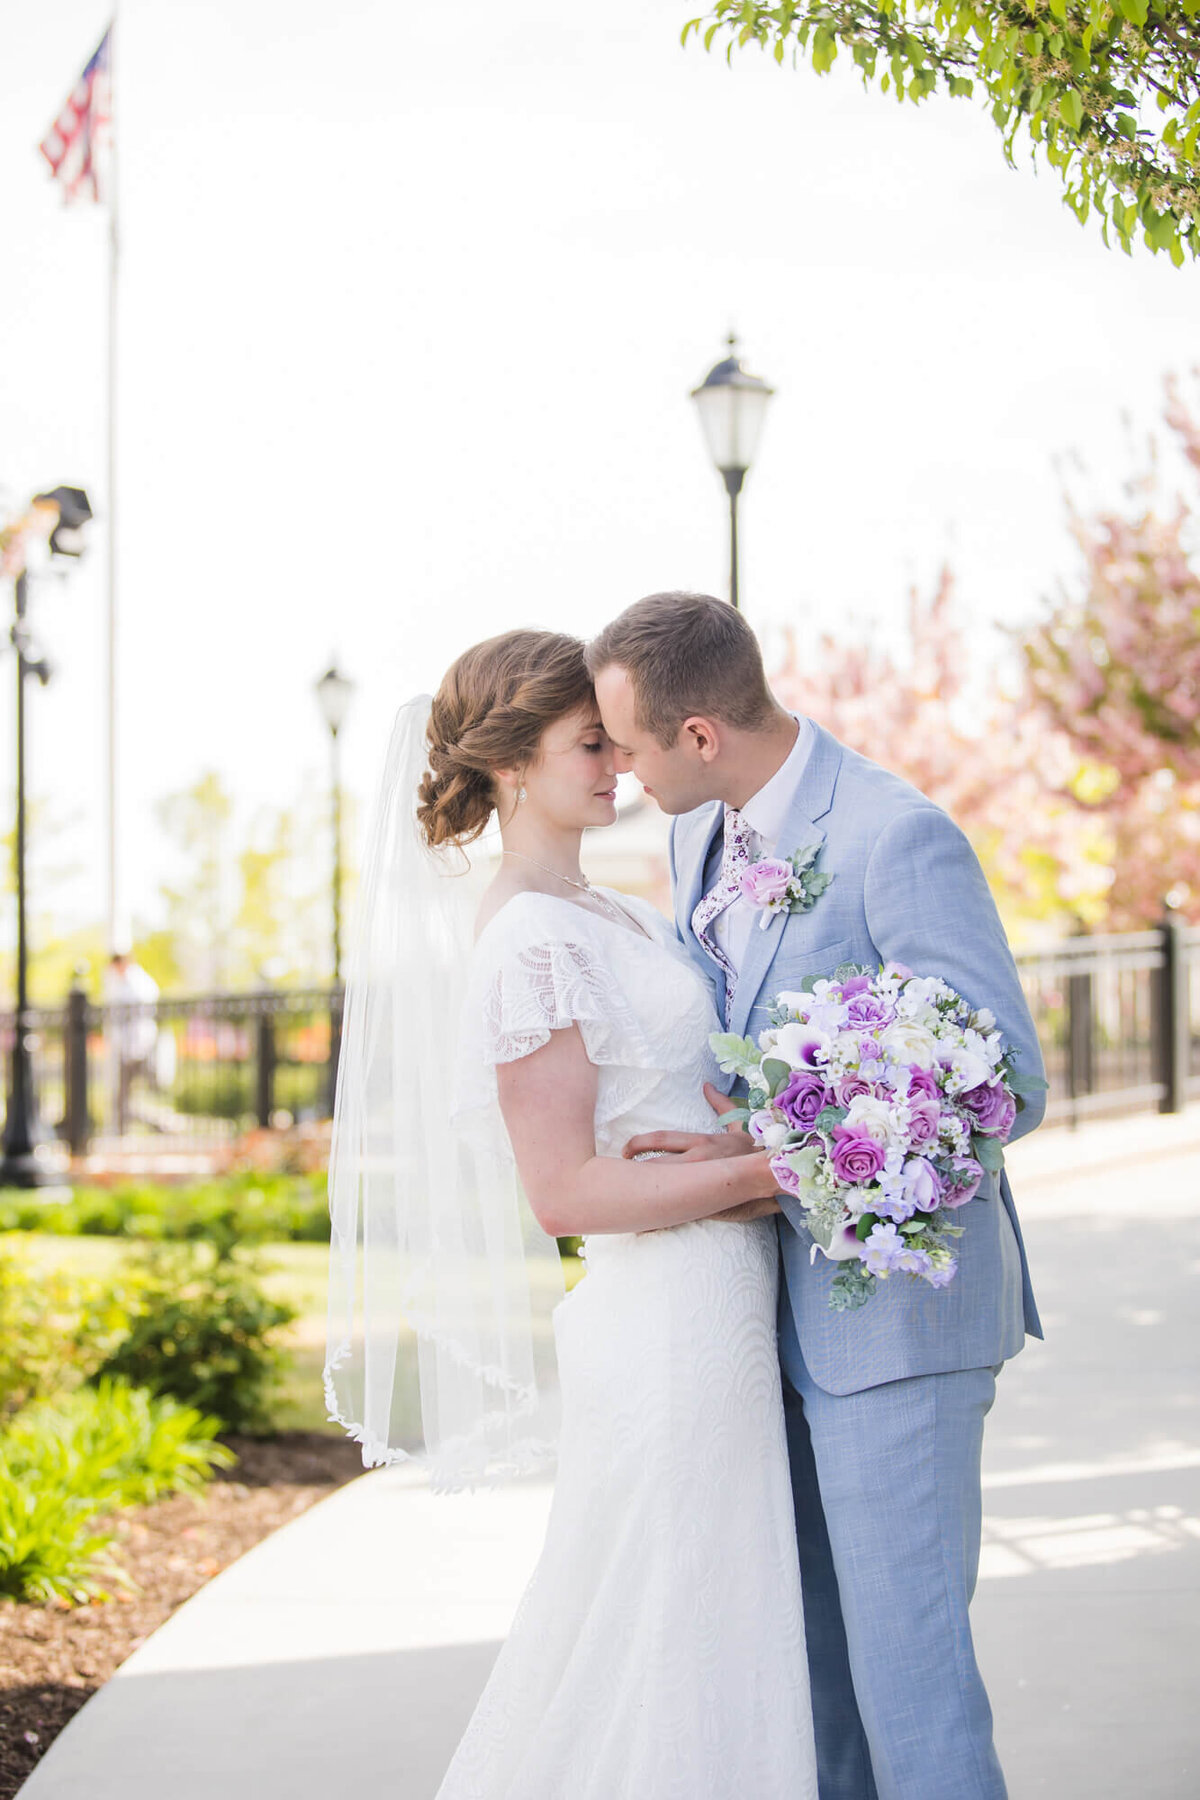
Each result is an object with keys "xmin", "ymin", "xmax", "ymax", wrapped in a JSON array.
[{"xmin": 682, "ymin": 715, "xmax": 722, "ymax": 764}]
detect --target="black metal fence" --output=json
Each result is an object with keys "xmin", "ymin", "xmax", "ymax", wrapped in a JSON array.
[
  {"xmin": 1015, "ymin": 918, "xmax": 1200, "ymax": 1127},
  {"xmin": 2, "ymin": 917, "xmax": 1199, "ymax": 1156},
  {"xmin": 0, "ymin": 984, "xmax": 344, "ymax": 1157}
]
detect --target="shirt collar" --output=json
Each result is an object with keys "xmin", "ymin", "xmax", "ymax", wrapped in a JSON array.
[{"xmin": 737, "ymin": 714, "xmax": 815, "ymax": 847}]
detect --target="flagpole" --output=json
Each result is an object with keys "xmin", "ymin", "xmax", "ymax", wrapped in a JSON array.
[{"xmin": 106, "ymin": 10, "xmax": 119, "ymax": 953}]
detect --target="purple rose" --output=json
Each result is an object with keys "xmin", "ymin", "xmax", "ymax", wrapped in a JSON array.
[
  {"xmin": 769, "ymin": 1152, "xmax": 802, "ymax": 1196},
  {"xmin": 740, "ymin": 857, "xmax": 793, "ymax": 908},
  {"xmin": 944, "ymin": 1154, "xmax": 984, "ymax": 1208},
  {"xmin": 906, "ymin": 1066, "xmax": 942, "ymax": 1102},
  {"xmin": 831, "ymin": 1126, "xmax": 888, "ymax": 1185},
  {"xmin": 778, "ymin": 1069, "xmax": 833, "ymax": 1132},
  {"xmin": 905, "ymin": 1096, "xmax": 941, "ymax": 1149},
  {"xmin": 902, "ymin": 1155, "xmax": 945, "ymax": 1213},
  {"xmin": 836, "ymin": 1072, "xmax": 878, "ymax": 1108},
  {"xmin": 959, "ymin": 1080, "xmax": 1017, "ymax": 1140},
  {"xmin": 839, "ymin": 975, "xmax": 872, "ymax": 998},
  {"xmin": 883, "ymin": 960, "xmax": 913, "ymax": 981},
  {"xmin": 846, "ymin": 992, "xmax": 894, "ymax": 1030}
]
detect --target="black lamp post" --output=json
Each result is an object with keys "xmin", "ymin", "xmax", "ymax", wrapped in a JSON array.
[
  {"xmin": 0, "ymin": 487, "xmax": 92, "ymax": 1188},
  {"xmin": 690, "ymin": 335, "xmax": 775, "ymax": 611}
]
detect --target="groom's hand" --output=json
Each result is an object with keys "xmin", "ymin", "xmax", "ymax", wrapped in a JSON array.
[{"xmin": 621, "ymin": 1082, "xmax": 753, "ymax": 1161}]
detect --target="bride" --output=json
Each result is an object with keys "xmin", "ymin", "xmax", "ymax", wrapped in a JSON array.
[{"xmin": 324, "ymin": 628, "xmax": 819, "ymax": 1798}]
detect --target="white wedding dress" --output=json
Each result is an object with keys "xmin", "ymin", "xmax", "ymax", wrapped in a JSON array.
[{"xmin": 437, "ymin": 886, "xmax": 818, "ymax": 1800}]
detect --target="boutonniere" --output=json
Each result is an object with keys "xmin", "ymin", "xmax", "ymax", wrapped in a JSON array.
[{"xmin": 739, "ymin": 841, "xmax": 834, "ymax": 930}]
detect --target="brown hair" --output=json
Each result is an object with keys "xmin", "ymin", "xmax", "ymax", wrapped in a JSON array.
[
  {"xmin": 417, "ymin": 629, "xmax": 594, "ymax": 848},
  {"xmin": 585, "ymin": 591, "xmax": 774, "ymax": 747}
]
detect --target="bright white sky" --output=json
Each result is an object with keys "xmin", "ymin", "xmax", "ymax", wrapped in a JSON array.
[{"xmin": 3, "ymin": 0, "xmax": 1198, "ymax": 944}]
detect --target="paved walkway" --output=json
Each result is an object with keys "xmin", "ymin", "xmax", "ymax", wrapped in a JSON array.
[{"xmin": 18, "ymin": 1110, "xmax": 1200, "ymax": 1799}]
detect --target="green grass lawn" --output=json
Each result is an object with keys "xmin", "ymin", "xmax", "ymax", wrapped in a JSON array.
[{"xmin": 8, "ymin": 1233, "xmax": 585, "ymax": 1438}]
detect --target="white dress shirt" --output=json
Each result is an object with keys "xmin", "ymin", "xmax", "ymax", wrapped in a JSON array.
[{"xmin": 709, "ymin": 713, "xmax": 815, "ymax": 976}]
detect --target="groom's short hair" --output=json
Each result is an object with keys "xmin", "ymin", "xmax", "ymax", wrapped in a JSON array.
[{"xmin": 586, "ymin": 592, "xmax": 774, "ymax": 747}]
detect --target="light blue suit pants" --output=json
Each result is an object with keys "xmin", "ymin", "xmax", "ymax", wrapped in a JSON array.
[{"xmin": 781, "ymin": 1307, "xmax": 1007, "ymax": 1799}]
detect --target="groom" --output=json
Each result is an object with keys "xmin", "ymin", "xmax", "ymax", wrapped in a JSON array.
[{"xmin": 587, "ymin": 592, "xmax": 1046, "ymax": 1800}]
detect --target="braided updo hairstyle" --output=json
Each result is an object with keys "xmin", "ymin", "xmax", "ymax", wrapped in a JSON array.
[{"xmin": 416, "ymin": 629, "xmax": 595, "ymax": 849}]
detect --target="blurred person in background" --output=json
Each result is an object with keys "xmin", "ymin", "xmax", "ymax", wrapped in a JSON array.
[{"xmin": 102, "ymin": 943, "xmax": 161, "ymax": 1135}]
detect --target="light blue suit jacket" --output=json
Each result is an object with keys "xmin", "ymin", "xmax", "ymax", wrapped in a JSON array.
[{"xmin": 669, "ymin": 719, "xmax": 1047, "ymax": 1397}]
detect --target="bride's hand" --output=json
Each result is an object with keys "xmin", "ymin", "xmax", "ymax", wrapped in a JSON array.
[
  {"xmin": 708, "ymin": 1195, "xmax": 783, "ymax": 1222},
  {"xmin": 621, "ymin": 1083, "xmax": 754, "ymax": 1162}
]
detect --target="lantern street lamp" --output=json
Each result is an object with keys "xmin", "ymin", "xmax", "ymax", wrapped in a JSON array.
[
  {"xmin": 0, "ymin": 487, "xmax": 92, "ymax": 1187},
  {"xmin": 690, "ymin": 334, "xmax": 775, "ymax": 612}
]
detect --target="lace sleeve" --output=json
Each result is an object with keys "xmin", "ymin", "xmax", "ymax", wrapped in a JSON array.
[
  {"xmin": 451, "ymin": 894, "xmax": 697, "ymax": 1152},
  {"xmin": 480, "ymin": 925, "xmax": 646, "ymax": 1069}
]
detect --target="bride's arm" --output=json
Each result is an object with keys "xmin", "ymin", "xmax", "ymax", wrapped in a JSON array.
[{"xmin": 496, "ymin": 1022, "xmax": 779, "ymax": 1237}]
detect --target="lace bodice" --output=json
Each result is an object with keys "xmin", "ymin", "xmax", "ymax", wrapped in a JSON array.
[{"xmin": 451, "ymin": 887, "xmax": 725, "ymax": 1159}]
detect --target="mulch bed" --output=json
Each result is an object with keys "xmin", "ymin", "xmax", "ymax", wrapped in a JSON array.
[{"xmin": 0, "ymin": 1431, "xmax": 366, "ymax": 1800}]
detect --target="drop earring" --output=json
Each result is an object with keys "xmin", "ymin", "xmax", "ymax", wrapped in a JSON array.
[{"xmin": 517, "ymin": 784, "xmax": 527, "ymax": 805}]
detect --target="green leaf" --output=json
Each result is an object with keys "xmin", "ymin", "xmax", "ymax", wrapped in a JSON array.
[
  {"xmin": 807, "ymin": 1216, "xmax": 834, "ymax": 1252},
  {"xmin": 708, "ymin": 1032, "xmax": 761, "ymax": 1078},
  {"xmin": 1060, "ymin": 88, "xmax": 1084, "ymax": 132},
  {"xmin": 813, "ymin": 1105, "xmax": 849, "ymax": 1132},
  {"xmin": 1007, "ymin": 1071, "xmax": 1049, "ymax": 1095},
  {"xmin": 811, "ymin": 24, "xmax": 837, "ymax": 72},
  {"xmin": 855, "ymin": 1212, "xmax": 880, "ymax": 1241},
  {"xmin": 829, "ymin": 1266, "xmax": 875, "ymax": 1311},
  {"xmin": 762, "ymin": 1057, "xmax": 791, "ymax": 1093},
  {"xmin": 972, "ymin": 1135, "xmax": 1005, "ymax": 1172}
]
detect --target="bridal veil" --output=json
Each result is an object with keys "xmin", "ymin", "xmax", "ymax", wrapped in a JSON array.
[{"xmin": 322, "ymin": 694, "xmax": 564, "ymax": 1491}]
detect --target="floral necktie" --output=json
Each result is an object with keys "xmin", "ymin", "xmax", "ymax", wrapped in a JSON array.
[{"xmin": 691, "ymin": 807, "xmax": 754, "ymax": 1027}]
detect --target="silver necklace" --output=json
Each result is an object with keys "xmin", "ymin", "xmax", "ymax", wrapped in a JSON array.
[{"xmin": 501, "ymin": 850, "xmax": 648, "ymax": 935}]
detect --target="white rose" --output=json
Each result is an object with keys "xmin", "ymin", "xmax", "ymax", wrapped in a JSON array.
[
  {"xmin": 748, "ymin": 1110, "xmax": 791, "ymax": 1151},
  {"xmin": 896, "ymin": 993, "xmax": 939, "ymax": 1026},
  {"xmin": 842, "ymin": 1093, "xmax": 903, "ymax": 1144},
  {"xmin": 878, "ymin": 1021, "xmax": 939, "ymax": 1069},
  {"xmin": 943, "ymin": 1045, "xmax": 992, "ymax": 1093}
]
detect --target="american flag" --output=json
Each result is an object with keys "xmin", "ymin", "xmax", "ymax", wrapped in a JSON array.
[{"xmin": 39, "ymin": 26, "xmax": 112, "ymax": 205}]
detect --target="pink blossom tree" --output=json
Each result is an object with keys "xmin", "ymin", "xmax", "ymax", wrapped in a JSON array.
[{"xmin": 772, "ymin": 567, "xmax": 1112, "ymax": 938}]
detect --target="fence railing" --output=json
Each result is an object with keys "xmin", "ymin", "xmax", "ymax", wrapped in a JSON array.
[
  {"xmin": 0, "ymin": 984, "xmax": 344, "ymax": 1157},
  {"xmin": 1014, "ymin": 918, "xmax": 1200, "ymax": 1127},
  {"xmin": 2, "ymin": 917, "xmax": 1199, "ymax": 1157}
]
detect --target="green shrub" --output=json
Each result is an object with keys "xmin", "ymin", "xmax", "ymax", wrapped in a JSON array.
[
  {"xmin": 0, "ymin": 1172, "xmax": 330, "ymax": 1248},
  {"xmin": 0, "ymin": 1377, "xmax": 235, "ymax": 1604},
  {"xmin": 5, "ymin": 1376, "xmax": 235, "ymax": 1507},
  {"xmin": 0, "ymin": 1474, "xmax": 124, "ymax": 1605},
  {"xmin": 84, "ymin": 1243, "xmax": 297, "ymax": 1434},
  {"xmin": 0, "ymin": 1244, "xmax": 109, "ymax": 1418}
]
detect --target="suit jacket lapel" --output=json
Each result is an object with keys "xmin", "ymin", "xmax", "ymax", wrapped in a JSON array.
[
  {"xmin": 675, "ymin": 801, "xmax": 727, "ymax": 1005},
  {"xmin": 728, "ymin": 722, "xmax": 845, "ymax": 1040}
]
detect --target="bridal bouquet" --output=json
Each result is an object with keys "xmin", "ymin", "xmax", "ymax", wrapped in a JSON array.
[{"xmin": 710, "ymin": 962, "xmax": 1045, "ymax": 1312}]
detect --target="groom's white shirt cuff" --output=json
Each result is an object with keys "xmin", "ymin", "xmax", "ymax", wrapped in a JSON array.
[{"xmin": 709, "ymin": 713, "xmax": 815, "ymax": 973}]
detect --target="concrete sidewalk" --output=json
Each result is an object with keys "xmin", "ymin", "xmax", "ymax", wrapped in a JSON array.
[{"xmin": 18, "ymin": 1110, "xmax": 1200, "ymax": 1799}]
